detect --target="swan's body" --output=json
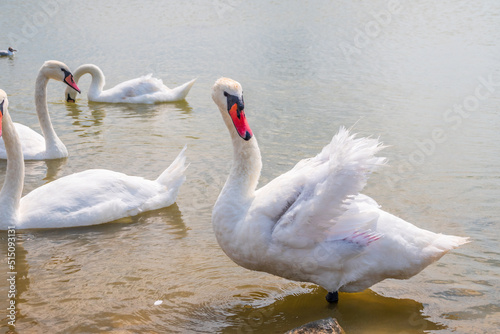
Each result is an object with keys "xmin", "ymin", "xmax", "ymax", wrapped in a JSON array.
[
  {"xmin": 0, "ymin": 47, "xmax": 16, "ymax": 57},
  {"xmin": 65, "ymin": 64, "xmax": 196, "ymax": 104},
  {"xmin": 0, "ymin": 90, "xmax": 187, "ymax": 229},
  {"xmin": 211, "ymin": 78, "xmax": 469, "ymax": 301},
  {"xmin": 0, "ymin": 60, "xmax": 81, "ymax": 160}
]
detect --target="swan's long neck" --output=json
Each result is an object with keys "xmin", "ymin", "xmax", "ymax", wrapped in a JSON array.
[
  {"xmin": 218, "ymin": 116, "xmax": 262, "ymax": 206},
  {"xmin": 212, "ymin": 116, "xmax": 263, "ymax": 263},
  {"xmin": 0, "ymin": 110, "xmax": 24, "ymax": 226},
  {"xmin": 35, "ymin": 73, "xmax": 67, "ymax": 156},
  {"xmin": 74, "ymin": 65, "xmax": 105, "ymax": 99}
]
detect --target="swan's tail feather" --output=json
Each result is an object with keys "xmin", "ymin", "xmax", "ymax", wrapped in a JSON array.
[
  {"xmin": 156, "ymin": 145, "xmax": 188, "ymax": 190},
  {"xmin": 433, "ymin": 234, "xmax": 470, "ymax": 252},
  {"xmin": 169, "ymin": 78, "xmax": 196, "ymax": 100}
]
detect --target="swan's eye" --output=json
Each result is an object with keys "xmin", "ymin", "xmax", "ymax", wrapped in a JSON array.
[
  {"xmin": 224, "ymin": 91, "xmax": 228, "ymax": 97},
  {"xmin": 61, "ymin": 68, "xmax": 72, "ymax": 79}
]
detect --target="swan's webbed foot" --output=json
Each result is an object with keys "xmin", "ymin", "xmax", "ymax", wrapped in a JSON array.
[{"xmin": 325, "ymin": 291, "xmax": 339, "ymax": 303}]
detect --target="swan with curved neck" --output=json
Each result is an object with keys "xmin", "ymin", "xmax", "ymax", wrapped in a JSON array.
[
  {"xmin": 65, "ymin": 64, "xmax": 196, "ymax": 104},
  {"xmin": 0, "ymin": 60, "xmax": 81, "ymax": 160},
  {"xmin": 211, "ymin": 78, "xmax": 469, "ymax": 303},
  {"xmin": 0, "ymin": 89, "xmax": 187, "ymax": 229}
]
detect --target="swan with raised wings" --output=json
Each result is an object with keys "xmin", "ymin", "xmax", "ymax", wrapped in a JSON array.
[
  {"xmin": 65, "ymin": 64, "xmax": 196, "ymax": 104},
  {"xmin": 211, "ymin": 78, "xmax": 469, "ymax": 303},
  {"xmin": 0, "ymin": 89, "xmax": 187, "ymax": 229},
  {"xmin": 0, "ymin": 60, "xmax": 81, "ymax": 160}
]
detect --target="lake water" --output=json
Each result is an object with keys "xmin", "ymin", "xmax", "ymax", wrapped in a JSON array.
[{"xmin": 0, "ymin": 1, "xmax": 499, "ymax": 333}]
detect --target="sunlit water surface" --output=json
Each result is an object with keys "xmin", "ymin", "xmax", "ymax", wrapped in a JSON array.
[{"xmin": 0, "ymin": 1, "xmax": 499, "ymax": 333}]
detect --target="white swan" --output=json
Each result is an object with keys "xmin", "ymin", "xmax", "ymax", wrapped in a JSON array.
[
  {"xmin": 0, "ymin": 89, "xmax": 187, "ymax": 229},
  {"xmin": 211, "ymin": 78, "xmax": 469, "ymax": 303},
  {"xmin": 0, "ymin": 60, "xmax": 81, "ymax": 160},
  {"xmin": 0, "ymin": 47, "xmax": 16, "ymax": 57},
  {"xmin": 65, "ymin": 64, "xmax": 196, "ymax": 104}
]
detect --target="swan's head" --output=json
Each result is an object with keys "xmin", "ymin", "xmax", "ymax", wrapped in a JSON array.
[
  {"xmin": 8, "ymin": 47, "xmax": 16, "ymax": 53},
  {"xmin": 0, "ymin": 89, "xmax": 8, "ymax": 137},
  {"xmin": 212, "ymin": 77, "xmax": 253, "ymax": 141},
  {"xmin": 40, "ymin": 60, "xmax": 81, "ymax": 94}
]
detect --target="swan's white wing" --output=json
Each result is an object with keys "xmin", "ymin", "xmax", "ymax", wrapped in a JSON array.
[
  {"xmin": 259, "ymin": 128, "xmax": 386, "ymax": 249},
  {"xmin": 125, "ymin": 78, "xmax": 197, "ymax": 103},
  {"xmin": 17, "ymin": 169, "xmax": 178, "ymax": 229},
  {"xmin": 96, "ymin": 75, "xmax": 195, "ymax": 104},
  {"xmin": 119, "ymin": 74, "xmax": 164, "ymax": 96},
  {"xmin": 0, "ymin": 123, "xmax": 45, "ymax": 160},
  {"xmin": 99, "ymin": 74, "xmax": 164, "ymax": 101}
]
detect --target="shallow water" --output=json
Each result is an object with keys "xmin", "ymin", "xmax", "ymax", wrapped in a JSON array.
[{"xmin": 0, "ymin": 0, "xmax": 499, "ymax": 333}]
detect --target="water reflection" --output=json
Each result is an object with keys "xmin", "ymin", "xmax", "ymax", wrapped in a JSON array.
[
  {"xmin": 134, "ymin": 203, "xmax": 189, "ymax": 239},
  {"xmin": 168, "ymin": 100, "xmax": 194, "ymax": 115},
  {"xmin": 0, "ymin": 158, "xmax": 67, "ymax": 193},
  {"xmin": 217, "ymin": 288, "xmax": 446, "ymax": 333},
  {"xmin": 63, "ymin": 99, "xmax": 193, "ymax": 122},
  {"xmin": 65, "ymin": 102, "xmax": 106, "ymax": 133},
  {"xmin": 42, "ymin": 158, "xmax": 68, "ymax": 183},
  {"xmin": 3, "ymin": 204, "xmax": 188, "ymax": 332},
  {"xmin": 0, "ymin": 231, "xmax": 30, "ymax": 332}
]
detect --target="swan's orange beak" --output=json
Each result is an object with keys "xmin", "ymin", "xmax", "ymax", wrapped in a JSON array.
[
  {"xmin": 64, "ymin": 74, "xmax": 81, "ymax": 94},
  {"xmin": 226, "ymin": 93, "xmax": 253, "ymax": 141},
  {"xmin": 61, "ymin": 69, "xmax": 81, "ymax": 94}
]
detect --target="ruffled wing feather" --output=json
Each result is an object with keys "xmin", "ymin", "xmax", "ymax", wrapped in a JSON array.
[{"xmin": 266, "ymin": 127, "xmax": 386, "ymax": 248}]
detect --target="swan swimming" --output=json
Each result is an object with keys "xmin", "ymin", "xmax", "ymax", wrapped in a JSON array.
[
  {"xmin": 0, "ymin": 60, "xmax": 81, "ymax": 160},
  {"xmin": 65, "ymin": 64, "xmax": 196, "ymax": 104},
  {"xmin": 0, "ymin": 47, "xmax": 16, "ymax": 57},
  {"xmin": 0, "ymin": 89, "xmax": 187, "ymax": 229},
  {"xmin": 211, "ymin": 78, "xmax": 469, "ymax": 303}
]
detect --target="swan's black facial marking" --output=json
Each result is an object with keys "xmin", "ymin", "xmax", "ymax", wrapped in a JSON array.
[
  {"xmin": 61, "ymin": 68, "xmax": 71, "ymax": 77},
  {"xmin": 0, "ymin": 99, "xmax": 4, "ymax": 137},
  {"xmin": 61, "ymin": 68, "xmax": 81, "ymax": 93},
  {"xmin": 224, "ymin": 91, "xmax": 244, "ymax": 115},
  {"xmin": 224, "ymin": 91, "xmax": 253, "ymax": 141}
]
